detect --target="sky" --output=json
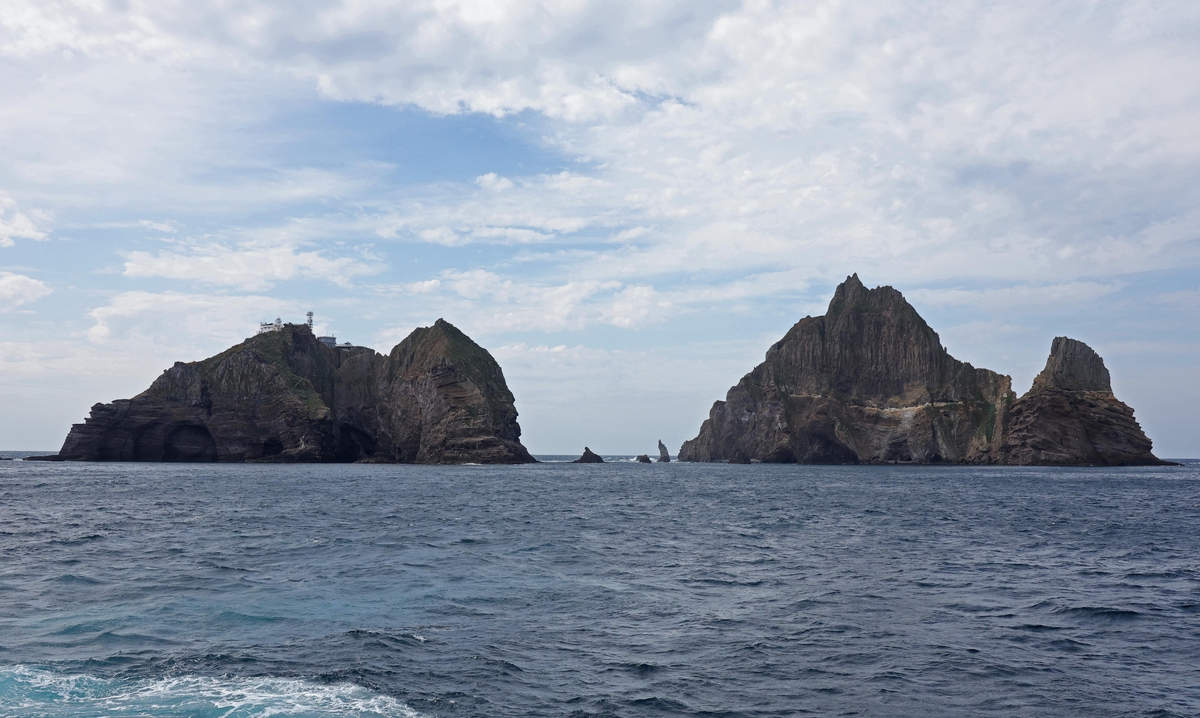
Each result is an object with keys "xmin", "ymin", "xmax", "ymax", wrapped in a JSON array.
[{"xmin": 1, "ymin": 0, "xmax": 1198, "ymax": 456}]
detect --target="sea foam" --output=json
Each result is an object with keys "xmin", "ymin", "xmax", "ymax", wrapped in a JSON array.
[{"xmin": 0, "ymin": 665, "xmax": 423, "ymax": 717}]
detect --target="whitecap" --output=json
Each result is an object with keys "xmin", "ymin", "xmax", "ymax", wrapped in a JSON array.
[{"xmin": 0, "ymin": 665, "xmax": 424, "ymax": 717}]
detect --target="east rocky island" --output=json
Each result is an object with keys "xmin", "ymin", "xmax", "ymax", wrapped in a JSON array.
[
  {"xmin": 680, "ymin": 275, "xmax": 1169, "ymax": 466},
  {"xmin": 42, "ymin": 319, "xmax": 535, "ymax": 464}
]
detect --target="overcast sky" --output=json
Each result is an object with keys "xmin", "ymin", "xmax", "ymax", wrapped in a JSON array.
[{"xmin": 2, "ymin": 0, "xmax": 1198, "ymax": 456}]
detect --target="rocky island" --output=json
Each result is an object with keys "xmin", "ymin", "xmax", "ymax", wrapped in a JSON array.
[
  {"xmin": 573, "ymin": 447, "xmax": 604, "ymax": 463},
  {"xmin": 41, "ymin": 319, "xmax": 535, "ymax": 464},
  {"xmin": 680, "ymin": 275, "xmax": 1168, "ymax": 466}
]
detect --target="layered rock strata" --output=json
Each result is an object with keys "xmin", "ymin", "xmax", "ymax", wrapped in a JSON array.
[
  {"xmin": 998, "ymin": 337, "xmax": 1161, "ymax": 465},
  {"xmin": 47, "ymin": 320, "xmax": 535, "ymax": 464},
  {"xmin": 680, "ymin": 275, "xmax": 1166, "ymax": 466}
]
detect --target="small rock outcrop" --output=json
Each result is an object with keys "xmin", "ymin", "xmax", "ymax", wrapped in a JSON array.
[
  {"xmin": 679, "ymin": 275, "xmax": 1167, "ymax": 466},
  {"xmin": 998, "ymin": 337, "xmax": 1164, "ymax": 465},
  {"xmin": 657, "ymin": 440, "xmax": 671, "ymax": 463},
  {"xmin": 635, "ymin": 454, "xmax": 652, "ymax": 463},
  {"xmin": 45, "ymin": 320, "xmax": 535, "ymax": 464},
  {"xmin": 574, "ymin": 447, "xmax": 604, "ymax": 463}
]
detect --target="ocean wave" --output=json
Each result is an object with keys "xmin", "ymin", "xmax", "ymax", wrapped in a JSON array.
[{"xmin": 0, "ymin": 665, "xmax": 423, "ymax": 717}]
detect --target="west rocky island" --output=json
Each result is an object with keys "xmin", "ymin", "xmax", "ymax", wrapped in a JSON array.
[
  {"xmin": 680, "ymin": 275, "xmax": 1169, "ymax": 466},
  {"xmin": 41, "ymin": 319, "xmax": 536, "ymax": 464}
]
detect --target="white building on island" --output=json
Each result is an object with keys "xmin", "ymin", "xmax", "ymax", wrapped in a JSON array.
[{"xmin": 255, "ymin": 313, "xmax": 354, "ymax": 348}]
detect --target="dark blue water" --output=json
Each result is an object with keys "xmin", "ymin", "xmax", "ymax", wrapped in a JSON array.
[{"xmin": 2, "ymin": 458, "xmax": 1199, "ymax": 717}]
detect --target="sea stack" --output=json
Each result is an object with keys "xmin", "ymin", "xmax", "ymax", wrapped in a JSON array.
[
  {"xmin": 998, "ymin": 337, "xmax": 1163, "ymax": 465},
  {"xmin": 45, "ymin": 319, "xmax": 536, "ymax": 464},
  {"xmin": 657, "ymin": 440, "xmax": 671, "ymax": 463},
  {"xmin": 679, "ymin": 275, "xmax": 1167, "ymax": 466},
  {"xmin": 574, "ymin": 447, "xmax": 604, "ymax": 463},
  {"xmin": 636, "ymin": 454, "xmax": 652, "ymax": 463}
]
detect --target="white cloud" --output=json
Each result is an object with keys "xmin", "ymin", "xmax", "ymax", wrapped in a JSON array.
[
  {"xmin": 8, "ymin": 1, "xmax": 1200, "ymax": 289},
  {"xmin": 138, "ymin": 219, "xmax": 179, "ymax": 233},
  {"xmin": 0, "ymin": 194, "xmax": 49, "ymax": 246},
  {"xmin": 437, "ymin": 269, "xmax": 624, "ymax": 332},
  {"xmin": 123, "ymin": 238, "xmax": 381, "ymax": 291},
  {"xmin": 382, "ymin": 269, "xmax": 673, "ymax": 334},
  {"xmin": 85, "ymin": 290, "xmax": 288, "ymax": 345},
  {"xmin": 475, "ymin": 172, "xmax": 514, "ymax": 191},
  {"xmin": 907, "ymin": 282, "xmax": 1128, "ymax": 312},
  {"xmin": 0, "ymin": 271, "xmax": 52, "ymax": 309}
]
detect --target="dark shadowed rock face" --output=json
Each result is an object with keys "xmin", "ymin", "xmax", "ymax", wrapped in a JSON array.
[
  {"xmin": 1030, "ymin": 336, "xmax": 1111, "ymax": 393},
  {"xmin": 680, "ymin": 276, "xmax": 1165, "ymax": 466},
  {"xmin": 1000, "ymin": 337, "xmax": 1164, "ymax": 465},
  {"xmin": 657, "ymin": 440, "xmax": 671, "ymax": 462},
  {"xmin": 53, "ymin": 320, "xmax": 535, "ymax": 464},
  {"xmin": 636, "ymin": 454, "xmax": 652, "ymax": 463},
  {"xmin": 574, "ymin": 447, "xmax": 604, "ymax": 463},
  {"xmin": 680, "ymin": 275, "xmax": 1013, "ymax": 464}
]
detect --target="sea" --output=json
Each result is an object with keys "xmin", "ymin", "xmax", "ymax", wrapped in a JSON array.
[{"xmin": 1, "ymin": 454, "xmax": 1198, "ymax": 717}]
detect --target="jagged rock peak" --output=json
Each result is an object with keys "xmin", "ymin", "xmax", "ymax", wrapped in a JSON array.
[
  {"xmin": 760, "ymin": 273, "xmax": 971, "ymax": 408},
  {"xmin": 824, "ymin": 273, "xmax": 910, "ymax": 319},
  {"xmin": 1030, "ymin": 337, "xmax": 1112, "ymax": 394},
  {"xmin": 680, "ymin": 275, "xmax": 1012, "ymax": 464},
  {"xmin": 680, "ymin": 274, "xmax": 1167, "ymax": 466},
  {"xmin": 657, "ymin": 440, "xmax": 671, "ymax": 462}
]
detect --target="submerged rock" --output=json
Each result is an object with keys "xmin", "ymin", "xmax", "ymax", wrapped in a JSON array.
[
  {"xmin": 47, "ymin": 320, "xmax": 535, "ymax": 464},
  {"xmin": 680, "ymin": 275, "xmax": 1167, "ymax": 466},
  {"xmin": 574, "ymin": 447, "xmax": 604, "ymax": 463},
  {"xmin": 657, "ymin": 440, "xmax": 671, "ymax": 463},
  {"xmin": 636, "ymin": 454, "xmax": 652, "ymax": 463}
]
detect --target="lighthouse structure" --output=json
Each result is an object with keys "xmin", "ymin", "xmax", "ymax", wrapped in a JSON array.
[
  {"xmin": 257, "ymin": 317, "xmax": 283, "ymax": 334},
  {"xmin": 255, "ymin": 312, "xmax": 344, "ymax": 348}
]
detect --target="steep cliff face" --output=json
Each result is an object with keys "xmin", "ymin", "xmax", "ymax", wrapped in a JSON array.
[
  {"xmin": 52, "ymin": 320, "xmax": 534, "ymax": 464},
  {"xmin": 680, "ymin": 276, "xmax": 1164, "ymax": 465},
  {"xmin": 999, "ymin": 337, "xmax": 1163, "ymax": 465},
  {"xmin": 357, "ymin": 319, "xmax": 534, "ymax": 464},
  {"xmin": 681, "ymin": 275, "xmax": 1012, "ymax": 464}
]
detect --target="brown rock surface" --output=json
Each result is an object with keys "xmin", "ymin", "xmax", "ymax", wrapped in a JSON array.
[
  {"xmin": 680, "ymin": 275, "xmax": 1012, "ymax": 464},
  {"xmin": 999, "ymin": 337, "xmax": 1166, "ymax": 465},
  {"xmin": 680, "ymin": 276, "xmax": 1166, "ymax": 465},
  {"xmin": 48, "ymin": 319, "xmax": 535, "ymax": 464}
]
